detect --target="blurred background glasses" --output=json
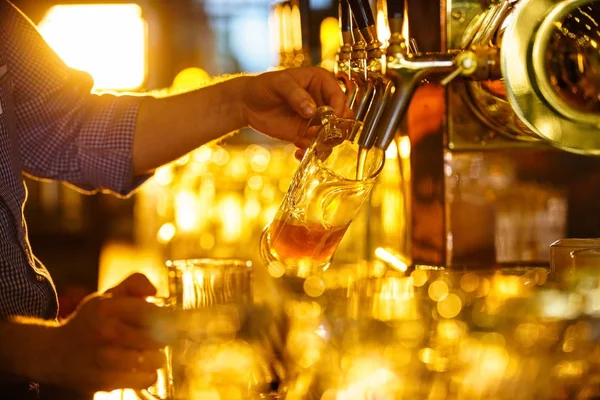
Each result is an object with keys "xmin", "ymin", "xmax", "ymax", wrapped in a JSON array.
[{"xmin": 140, "ymin": 258, "xmax": 282, "ymax": 400}]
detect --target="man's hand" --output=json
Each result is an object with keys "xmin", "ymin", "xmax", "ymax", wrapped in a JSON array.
[
  {"xmin": 242, "ymin": 67, "xmax": 350, "ymax": 150},
  {"xmin": 33, "ymin": 274, "xmax": 170, "ymax": 393},
  {"xmin": 105, "ymin": 272, "xmax": 158, "ymax": 298},
  {"xmin": 134, "ymin": 66, "xmax": 349, "ymax": 175}
]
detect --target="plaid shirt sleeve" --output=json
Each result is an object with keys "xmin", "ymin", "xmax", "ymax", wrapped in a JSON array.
[{"xmin": 1, "ymin": 1, "xmax": 149, "ymax": 196}]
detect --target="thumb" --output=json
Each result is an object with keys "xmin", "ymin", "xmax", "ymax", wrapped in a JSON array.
[
  {"xmin": 294, "ymin": 148, "xmax": 307, "ymax": 161},
  {"xmin": 271, "ymin": 72, "xmax": 317, "ymax": 118},
  {"xmin": 106, "ymin": 273, "xmax": 157, "ymax": 298}
]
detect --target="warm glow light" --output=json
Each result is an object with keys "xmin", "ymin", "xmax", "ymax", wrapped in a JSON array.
[
  {"xmin": 399, "ymin": 136, "xmax": 411, "ymax": 159},
  {"xmin": 515, "ymin": 323, "xmax": 541, "ymax": 347},
  {"xmin": 320, "ymin": 17, "xmax": 341, "ymax": 64},
  {"xmin": 247, "ymin": 175, "xmax": 264, "ymax": 191},
  {"xmin": 182, "ymin": 269, "xmax": 196, "ymax": 309},
  {"xmin": 262, "ymin": 204, "xmax": 280, "ymax": 226},
  {"xmin": 460, "ymin": 273, "xmax": 480, "ymax": 292},
  {"xmin": 94, "ymin": 390, "xmax": 138, "ymax": 400},
  {"xmin": 338, "ymin": 363, "xmax": 398, "ymax": 400},
  {"xmin": 291, "ymin": 4, "xmax": 303, "ymax": 52},
  {"xmin": 157, "ymin": 222, "xmax": 176, "ymax": 244},
  {"xmin": 212, "ymin": 147, "xmax": 230, "ymax": 166},
  {"xmin": 375, "ymin": 247, "xmax": 408, "ymax": 272},
  {"xmin": 492, "ymin": 275, "xmax": 524, "ymax": 298},
  {"xmin": 304, "ymin": 275, "xmax": 326, "ymax": 297},
  {"xmin": 200, "ymin": 233, "xmax": 215, "ymax": 250},
  {"xmin": 175, "ymin": 154, "xmax": 191, "ymax": 166},
  {"xmin": 154, "ymin": 166, "xmax": 174, "ymax": 186},
  {"xmin": 411, "ymin": 269, "xmax": 429, "ymax": 287},
  {"xmin": 243, "ymin": 197, "xmax": 261, "ymax": 219},
  {"xmin": 385, "ymin": 140, "xmax": 398, "ymax": 160},
  {"xmin": 281, "ymin": 3, "xmax": 294, "ymax": 54},
  {"xmin": 402, "ymin": 5, "xmax": 410, "ymax": 46},
  {"xmin": 247, "ymin": 145, "xmax": 271, "ymax": 172},
  {"xmin": 194, "ymin": 146, "xmax": 213, "ymax": 163},
  {"xmin": 372, "ymin": 277, "xmax": 416, "ymax": 321},
  {"xmin": 269, "ymin": 3, "xmax": 282, "ymax": 59},
  {"xmin": 175, "ymin": 190, "xmax": 199, "ymax": 233},
  {"xmin": 437, "ymin": 293, "xmax": 462, "ymax": 318},
  {"xmin": 429, "ymin": 280, "xmax": 449, "ymax": 302},
  {"xmin": 97, "ymin": 242, "xmax": 167, "ymax": 296},
  {"xmin": 172, "ymin": 67, "xmax": 210, "ymax": 92},
  {"xmin": 320, "ymin": 59, "xmax": 337, "ymax": 72},
  {"xmin": 376, "ymin": 8, "xmax": 390, "ymax": 44},
  {"xmin": 219, "ymin": 194, "xmax": 243, "ymax": 242},
  {"xmin": 227, "ymin": 157, "xmax": 248, "ymax": 179},
  {"xmin": 268, "ymin": 261, "xmax": 286, "ymax": 278},
  {"xmin": 38, "ymin": 4, "xmax": 147, "ymax": 90}
]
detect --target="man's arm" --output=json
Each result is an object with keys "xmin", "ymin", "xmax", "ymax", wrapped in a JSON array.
[
  {"xmin": 2, "ymin": 2, "xmax": 148, "ymax": 196},
  {"xmin": 0, "ymin": 318, "xmax": 57, "ymax": 384},
  {"xmin": 3, "ymin": 2, "xmax": 347, "ymax": 193},
  {"xmin": 132, "ymin": 76, "xmax": 250, "ymax": 175},
  {"xmin": 132, "ymin": 65, "xmax": 347, "ymax": 175}
]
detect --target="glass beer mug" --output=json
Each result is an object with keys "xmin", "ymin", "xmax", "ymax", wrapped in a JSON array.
[
  {"xmin": 260, "ymin": 106, "xmax": 385, "ymax": 278},
  {"xmin": 139, "ymin": 258, "xmax": 268, "ymax": 400}
]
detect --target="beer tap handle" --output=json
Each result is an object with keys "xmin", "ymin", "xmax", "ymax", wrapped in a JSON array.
[
  {"xmin": 386, "ymin": 0, "xmax": 405, "ymax": 20},
  {"xmin": 347, "ymin": 0, "xmax": 381, "ymax": 53},
  {"xmin": 439, "ymin": 47, "xmax": 501, "ymax": 86},
  {"xmin": 386, "ymin": 0, "xmax": 405, "ymax": 34},
  {"xmin": 440, "ymin": 51, "xmax": 477, "ymax": 86},
  {"xmin": 340, "ymin": 0, "xmax": 352, "ymax": 32},
  {"xmin": 347, "ymin": 0, "xmax": 375, "ymax": 30},
  {"xmin": 440, "ymin": 68, "xmax": 463, "ymax": 86}
]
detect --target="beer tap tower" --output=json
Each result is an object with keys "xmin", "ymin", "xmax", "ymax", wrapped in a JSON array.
[{"xmin": 335, "ymin": 0, "xmax": 600, "ymax": 270}]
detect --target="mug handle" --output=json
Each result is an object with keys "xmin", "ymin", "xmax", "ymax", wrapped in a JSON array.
[
  {"xmin": 135, "ymin": 389, "xmax": 160, "ymax": 400},
  {"xmin": 134, "ymin": 353, "xmax": 173, "ymax": 400},
  {"xmin": 307, "ymin": 105, "xmax": 335, "ymax": 129},
  {"xmin": 134, "ymin": 297, "xmax": 174, "ymax": 400},
  {"xmin": 295, "ymin": 106, "xmax": 336, "ymax": 148}
]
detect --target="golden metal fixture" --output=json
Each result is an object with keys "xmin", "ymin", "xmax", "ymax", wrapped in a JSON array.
[{"xmin": 503, "ymin": 0, "xmax": 600, "ymax": 153}]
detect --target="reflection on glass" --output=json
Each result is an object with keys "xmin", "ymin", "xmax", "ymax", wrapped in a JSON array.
[
  {"xmin": 260, "ymin": 107, "xmax": 384, "ymax": 278},
  {"xmin": 546, "ymin": 3, "xmax": 600, "ymax": 113},
  {"xmin": 143, "ymin": 259, "xmax": 264, "ymax": 400}
]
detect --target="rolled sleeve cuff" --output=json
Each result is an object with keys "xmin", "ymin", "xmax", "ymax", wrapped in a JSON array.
[{"xmin": 79, "ymin": 94, "xmax": 153, "ymax": 197}]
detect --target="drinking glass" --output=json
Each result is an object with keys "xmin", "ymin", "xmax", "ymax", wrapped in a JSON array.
[
  {"xmin": 570, "ymin": 247, "xmax": 600, "ymax": 288},
  {"xmin": 550, "ymin": 238, "xmax": 600, "ymax": 284},
  {"xmin": 571, "ymin": 247, "xmax": 600, "ymax": 266},
  {"xmin": 139, "ymin": 258, "xmax": 257, "ymax": 400},
  {"xmin": 260, "ymin": 106, "xmax": 385, "ymax": 278}
]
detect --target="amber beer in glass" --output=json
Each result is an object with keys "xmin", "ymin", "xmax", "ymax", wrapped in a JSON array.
[{"xmin": 261, "ymin": 106, "xmax": 384, "ymax": 278}]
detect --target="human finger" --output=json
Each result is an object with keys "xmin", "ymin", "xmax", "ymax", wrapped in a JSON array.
[
  {"xmin": 96, "ymin": 370, "xmax": 158, "ymax": 392},
  {"xmin": 291, "ymin": 67, "xmax": 347, "ymax": 117},
  {"xmin": 94, "ymin": 298, "xmax": 169, "ymax": 347},
  {"xmin": 101, "ymin": 297, "xmax": 163, "ymax": 328},
  {"xmin": 342, "ymin": 105, "xmax": 354, "ymax": 119},
  {"xmin": 96, "ymin": 347, "xmax": 166, "ymax": 373},
  {"xmin": 270, "ymin": 71, "xmax": 317, "ymax": 119},
  {"xmin": 294, "ymin": 148, "xmax": 306, "ymax": 161},
  {"xmin": 292, "ymin": 123, "xmax": 320, "ymax": 149},
  {"xmin": 293, "ymin": 135, "xmax": 313, "ymax": 150},
  {"xmin": 105, "ymin": 273, "xmax": 157, "ymax": 298},
  {"xmin": 97, "ymin": 318, "xmax": 164, "ymax": 350}
]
